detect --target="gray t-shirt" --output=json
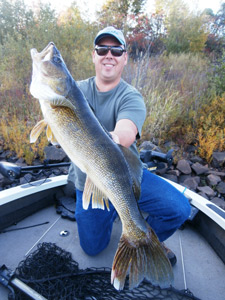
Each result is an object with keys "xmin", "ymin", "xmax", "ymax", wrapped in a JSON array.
[{"xmin": 68, "ymin": 77, "xmax": 146, "ymax": 191}]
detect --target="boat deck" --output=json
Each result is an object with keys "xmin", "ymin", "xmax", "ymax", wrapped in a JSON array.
[{"xmin": 0, "ymin": 204, "xmax": 225, "ymax": 300}]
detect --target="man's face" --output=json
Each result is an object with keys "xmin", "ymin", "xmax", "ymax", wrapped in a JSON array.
[{"xmin": 92, "ymin": 36, "xmax": 127, "ymax": 85}]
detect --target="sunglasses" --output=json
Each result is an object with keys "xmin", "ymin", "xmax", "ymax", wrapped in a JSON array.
[{"xmin": 95, "ymin": 45, "xmax": 126, "ymax": 57}]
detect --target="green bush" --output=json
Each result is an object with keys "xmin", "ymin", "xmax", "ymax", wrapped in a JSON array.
[
  {"xmin": 209, "ymin": 52, "xmax": 225, "ymax": 96},
  {"xmin": 124, "ymin": 53, "xmax": 211, "ymax": 143}
]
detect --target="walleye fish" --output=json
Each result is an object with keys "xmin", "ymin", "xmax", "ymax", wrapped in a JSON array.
[{"xmin": 29, "ymin": 42, "xmax": 173, "ymax": 290}]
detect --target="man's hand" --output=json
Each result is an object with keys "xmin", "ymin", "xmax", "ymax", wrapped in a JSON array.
[
  {"xmin": 110, "ymin": 119, "xmax": 138, "ymax": 148},
  {"xmin": 110, "ymin": 132, "xmax": 120, "ymax": 144}
]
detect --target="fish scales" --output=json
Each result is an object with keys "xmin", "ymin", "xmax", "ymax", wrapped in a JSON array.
[
  {"xmin": 42, "ymin": 99, "xmax": 144, "ymax": 231},
  {"xmin": 30, "ymin": 42, "xmax": 174, "ymax": 290}
]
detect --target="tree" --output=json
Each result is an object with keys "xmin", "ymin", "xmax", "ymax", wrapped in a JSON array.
[
  {"xmin": 97, "ymin": 0, "xmax": 146, "ymax": 29},
  {"xmin": 0, "ymin": 0, "xmax": 34, "ymax": 45},
  {"xmin": 57, "ymin": 4, "xmax": 96, "ymax": 79},
  {"xmin": 214, "ymin": 3, "xmax": 225, "ymax": 37},
  {"xmin": 162, "ymin": 0, "xmax": 208, "ymax": 54},
  {"xmin": 204, "ymin": 3, "xmax": 225, "ymax": 58},
  {"xmin": 127, "ymin": 12, "xmax": 165, "ymax": 58},
  {"xmin": 0, "ymin": 0, "xmax": 58, "ymax": 91}
]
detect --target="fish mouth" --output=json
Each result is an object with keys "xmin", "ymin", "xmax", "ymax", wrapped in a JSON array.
[
  {"xmin": 30, "ymin": 42, "xmax": 72, "ymax": 101},
  {"xmin": 30, "ymin": 42, "xmax": 66, "ymax": 80},
  {"xmin": 30, "ymin": 42, "xmax": 56, "ymax": 63}
]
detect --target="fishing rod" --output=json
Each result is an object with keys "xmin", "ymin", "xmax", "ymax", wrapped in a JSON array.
[
  {"xmin": 0, "ymin": 149, "xmax": 174, "ymax": 180},
  {"xmin": 0, "ymin": 160, "xmax": 71, "ymax": 180}
]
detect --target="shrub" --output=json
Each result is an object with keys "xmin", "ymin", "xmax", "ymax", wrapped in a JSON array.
[
  {"xmin": 209, "ymin": 51, "xmax": 225, "ymax": 96},
  {"xmin": 124, "ymin": 53, "xmax": 211, "ymax": 142},
  {"xmin": 1, "ymin": 115, "xmax": 48, "ymax": 165},
  {"xmin": 0, "ymin": 1, "xmax": 96, "ymax": 164},
  {"xmin": 196, "ymin": 94, "xmax": 225, "ymax": 162}
]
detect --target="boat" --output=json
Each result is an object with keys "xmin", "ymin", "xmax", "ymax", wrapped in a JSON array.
[{"xmin": 0, "ymin": 160, "xmax": 224, "ymax": 300}]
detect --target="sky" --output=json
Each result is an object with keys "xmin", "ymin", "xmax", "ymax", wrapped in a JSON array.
[{"xmin": 27, "ymin": 0, "xmax": 224, "ymax": 20}]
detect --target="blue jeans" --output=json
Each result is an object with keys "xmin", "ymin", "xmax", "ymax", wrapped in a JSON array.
[{"xmin": 75, "ymin": 168, "xmax": 191, "ymax": 256}]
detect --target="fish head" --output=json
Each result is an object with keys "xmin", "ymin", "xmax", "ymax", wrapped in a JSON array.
[{"xmin": 30, "ymin": 42, "xmax": 72, "ymax": 101}]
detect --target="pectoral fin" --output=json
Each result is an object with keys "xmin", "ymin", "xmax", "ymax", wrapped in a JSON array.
[
  {"xmin": 30, "ymin": 119, "xmax": 47, "ymax": 143},
  {"xmin": 51, "ymin": 98, "xmax": 76, "ymax": 111},
  {"xmin": 83, "ymin": 176, "xmax": 110, "ymax": 211}
]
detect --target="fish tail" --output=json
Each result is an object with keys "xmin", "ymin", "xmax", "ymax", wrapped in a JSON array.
[{"xmin": 111, "ymin": 228, "xmax": 174, "ymax": 290}]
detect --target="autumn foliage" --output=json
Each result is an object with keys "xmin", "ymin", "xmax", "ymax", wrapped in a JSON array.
[{"xmin": 0, "ymin": 0, "xmax": 224, "ymax": 164}]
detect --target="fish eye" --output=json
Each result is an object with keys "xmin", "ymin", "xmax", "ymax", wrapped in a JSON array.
[{"xmin": 53, "ymin": 56, "xmax": 61, "ymax": 64}]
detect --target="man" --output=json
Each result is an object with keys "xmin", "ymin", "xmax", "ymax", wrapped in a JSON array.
[{"xmin": 68, "ymin": 26, "xmax": 191, "ymax": 266}]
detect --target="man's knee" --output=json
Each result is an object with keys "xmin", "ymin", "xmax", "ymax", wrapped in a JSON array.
[
  {"xmin": 79, "ymin": 232, "xmax": 110, "ymax": 256},
  {"xmin": 174, "ymin": 195, "xmax": 191, "ymax": 225}
]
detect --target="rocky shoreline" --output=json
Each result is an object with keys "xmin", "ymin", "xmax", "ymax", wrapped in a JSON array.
[
  {"xmin": 140, "ymin": 141, "xmax": 225, "ymax": 211},
  {"xmin": 0, "ymin": 142, "xmax": 225, "ymax": 211}
]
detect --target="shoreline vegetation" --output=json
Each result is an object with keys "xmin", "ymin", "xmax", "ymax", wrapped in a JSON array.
[{"xmin": 0, "ymin": 0, "xmax": 224, "ymax": 165}]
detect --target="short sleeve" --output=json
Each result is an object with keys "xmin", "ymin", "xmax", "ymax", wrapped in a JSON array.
[{"xmin": 116, "ymin": 85, "xmax": 146, "ymax": 138}]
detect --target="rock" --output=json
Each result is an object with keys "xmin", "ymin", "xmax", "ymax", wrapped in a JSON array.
[
  {"xmin": 44, "ymin": 146, "xmax": 68, "ymax": 162},
  {"xmin": 155, "ymin": 163, "xmax": 167, "ymax": 175},
  {"xmin": 183, "ymin": 177, "xmax": 198, "ymax": 191},
  {"xmin": 31, "ymin": 159, "xmax": 42, "ymax": 166},
  {"xmin": 0, "ymin": 152, "xmax": 7, "ymax": 160},
  {"xmin": 163, "ymin": 141, "xmax": 180, "ymax": 151},
  {"xmin": 191, "ymin": 162, "xmax": 209, "ymax": 175},
  {"xmin": 198, "ymin": 192, "xmax": 209, "ymax": 200},
  {"xmin": 193, "ymin": 176, "xmax": 201, "ymax": 185},
  {"xmin": 190, "ymin": 156, "xmax": 204, "ymax": 164},
  {"xmin": 197, "ymin": 186, "xmax": 216, "ymax": 197},
  {"xmin": 16, "ymin": 157, "xmax": 26, "ymax": 166},
  {"xmin": 185, "ymin": 145, "xmax": 197, "ymax": 154},
  {"xmin": 207, "ymin": 170, "xmax": 225, "ymax": 178},
  {"xmin": 166, "ymin": 169, "xmax": 180, "ymax": 177},
  {"xmin": 212, "ymin": 152, "xmax": 225, "ymax": 168},
  {"xmin": 176, "ymin": 159, "xmax": 192, "ymax": 174},
  {"xmin": 0, "ymin": 150, "xmax": 14, "ymax": 160},
  {"xmin": 179, "ymin": 174, "xmax": 191, "ymax": 183},
  {"xmin": 162, "ymin": 174, "xmax": 178, "ymax": 183},
  {"xmin": 216, "ymin": 181, "xmax": 225, "ymax": 195},
  {"xmin": 139, "ymin": 141, "xmax": 162, "ymax": 152},
  {"xmin": 211, "ymin": 197, "xmax": 225, "ymax": 211},
  {"xmin": 8, "ymin": 155, "xmax": 18, "ymax": 163},
  {"xmin": 206, "ymin": 174, "xmax": 221, "ymax": 186}
]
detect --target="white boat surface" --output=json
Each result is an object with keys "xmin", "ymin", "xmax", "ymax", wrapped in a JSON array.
[{"xmin": 0, "ymin": 175, "xmax": 224, "ymax": 300}]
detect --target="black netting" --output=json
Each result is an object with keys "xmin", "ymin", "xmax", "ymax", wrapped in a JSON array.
[{"xmin": 11, "ymin": 242, "xmax": 200, "ymax": 300}]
